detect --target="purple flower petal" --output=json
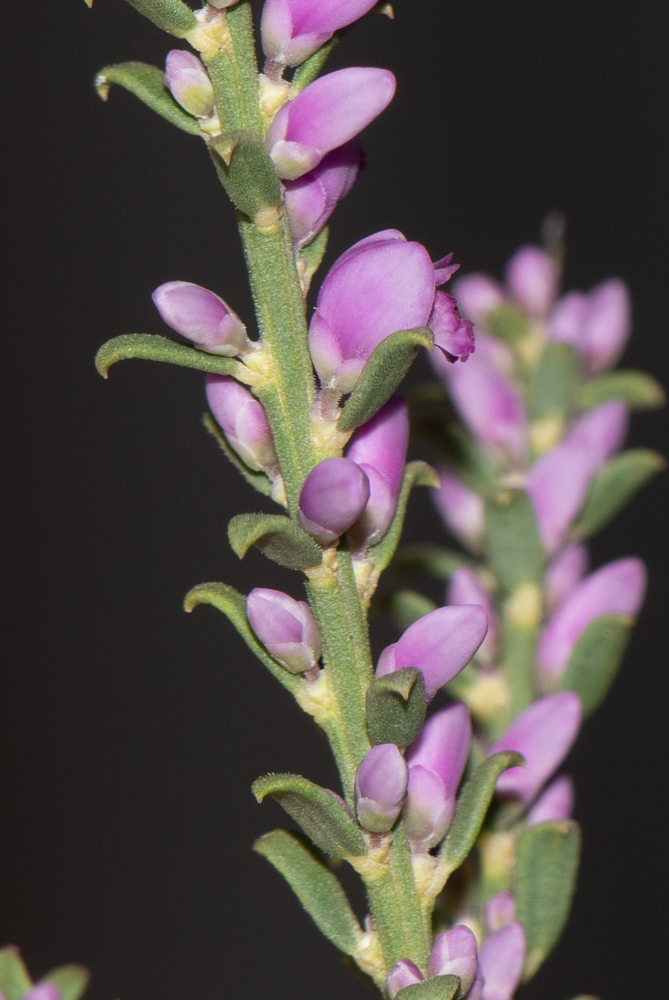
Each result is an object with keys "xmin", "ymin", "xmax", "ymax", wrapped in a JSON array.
[
  {"xmin": 261, "ymin": 0, "xmax": 381, "ymax": 65},
  {"xmin": 447, "ymin": 567, "xmax": 499, "ymax": 665},
  {"xmin": 429, "ymin": 291, "xmax": 476, "ymax": 363},
  {"xmin": 569, "ymin": 399, "xmax": 629, "ymax": 467},
  {"xmin": 284, "ymin": 139, "xmax": 362, "ymax": 247},
  {"xmin": 164, "ymin": 50, "xmax": 214, "ymax": 117},
  {"xmin": 505, "ymin": 244, "xmax": 558, "ymax": 317},
  {"xmin": 544, "ymin": 543, "xmax": 589, "ymax": 613},
  {"xmin": 484, "ymin": 891, "xmax": 516, "ymax": 933},
  {"xmin": 433, "ymin": 252, "xmax": 461, "ymax": 286},
  {"xmin": 433, "ymin": 468, "xmax": 485, "ymax": 550},
  {"xmin": 547, "ymin": 290, "xmax": 588, "ymax": 348},
  {"xmin": 24, "ymin": 987, "xmax": 61, "ymax": 1000},
  {"xmin": 206, "ymin": 375, "xmax": 279, "ymax": 475},
  {"xmin": 478, "ymin": 923, "xmax": 526, "ymax": 1000},
  {"xmin": 453, "ymin": 273, "xmax": 505, "ymax": 324},
  {"xmin": 526, "ymin": 436, "xmax": 597, "ymax": 555},
  {"xmin": 354, "ymin": 743, "xmax": 408, "ymax": 833},
  {"xmin": 153, "ymin": 281, "xmax": 247, "ymax": 355},
  {"xmin": 526, "ymin": 773, "xmax": 575, "ymax": 826},
  {"xmin": 386, "ymin": 960, "xmax": 423, "ymax": 999},
  {"xmin": 581, "ymin": 278, "xmax": 631, "ymax": 374},
  {"xmin": 247, "ymin": 588, "xmax": 322, "ymax": 673},
  {"xmin": 298, "ymin": 457, "xmax": 370, "ymax": 543},
  {"xmin": 429, "ymin": 924, "xmax": 478, "ymax": 992}
]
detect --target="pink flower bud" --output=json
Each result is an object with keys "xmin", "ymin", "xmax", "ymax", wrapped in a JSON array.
[
  {"xmin": 205, "ymin": 375, "xmax": 279, "ymax": 475},
  {"xmin": 284, "ymin": 140, "xmax": 362, "ymax": 247},
  {"xmin": 505, "ymin": 244, "xmax": 559, "ymax": 317},
  {"xmin": 569, "ymin": 399, "xmax": 629, "ymax": 466},
  {"xmin": 489, "ymin": 692, "xmax": 582, "ymax": 805},
  {"xmin": 428, "ymin": 924, "xmax": 479, "ymax": 992},
  {"xmin": 544, "ymin": 543, "xmax": 589, "ymax": 614},
  {"xmin": 354, "ymin": 743, "xmax": 408, "ymax": 833},
  {"xmin": 537, "ymin": 557, "xmax": 646, "ymax": 681},
  {"xmin": 261, "ymin": 0, "xmax": 381, "ymax": 66},
  {"xmin": 484, "ymin": 891, "xmax": 516, "ymax": 933},
  {"xmin": 452, "ymin": 273, "xmax": 505, "ymax": 325},
  {"xmin": 346, "ymin": 396, "xmax": 409, "ymax": 550},
  {"xmin": 447, "ymin": 567, "xmax": 499, "ymax": 665},
  {"xmin": 548, "ymin": 279, "xmax": 632, "ymax": 374},
  {"xmin": 526, "ymin": 435, "xmax": 596, "ymax": 556},
  {"xmin": 548, "ymin": 290, "xmax": 587, "ymax": 348},
  {"xmin": 376, "ymin": 608, "xmax": 488, "ymax": 702},
  {"xmin": 403, "ymin": 703, "xmax": 471, "ymax": 849},
  {"xmin": 298, "ymin": 457, "xmax": 370, "ymax": 543},
  {"xmin": 433, "ymin": 468, "xmax": 485, "ymax": 550},
  {"xmin": 164, "ymin": 50, "xmax": 215, "ymax": 118},
  {"xmin": 246, "ymin": 588, "xmax": 322, "ymax": 673},
  {"xmin": 429, "ymin": 291, "xmax": 476, "ymax": 363},
  {"xmin": 386, "ymin": 960, "xmax": 424, "ymax": 999},
  {"xmin": 266, "ymin": 67, "xmax": 395, "ymax": 180},
  {"xmin": 526, "ymin": 773, "xmax": 574, "ymax": 826},
  {"xmin": 152, "ymin": 281, "xmax": 247, "ymax": 356},
  {"xmin": 478, "ymin": 923, "xmax": 526, "ymax": 1000}
]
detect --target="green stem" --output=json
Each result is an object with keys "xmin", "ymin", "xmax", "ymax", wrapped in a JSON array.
[{"xmin": 205, "ymin": 2, "xmax": 262, "ymax": 132}]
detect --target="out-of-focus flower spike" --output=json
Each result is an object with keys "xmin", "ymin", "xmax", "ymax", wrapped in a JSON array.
[
  {"xmin": 429, "ymin": 291, "xmax": 476, "ymax": 363},
  {"xmin": 544, "ymin": 543, "xmax": 589, "ymax": 613},
  {"xmin": 376, "ymin": 608, "xmax": 488, "ymax": 702},
  {"xmin": 354, "ymin": 743, "xmax": 408, "ymax": 833},
  {"xmin": 153, "ymin": 281, "xmax": 248, "ymax": 356},
  {"xmin": 447, "ymin": 567, "xmax": 499, "ymax": 665},
  {"xmin": 164, "ymin": 50, "xmax": 215, "ymax": 117},
  {"xmin": 525, "ymin": 435, "xmax": 596, "ymax": 555},
  {"xmin": 478, "ymin": 923, "xmax": 526, "ymax": 1000},
  {"xmin": 24, "ymin": 986, "xmax": 61, "ymax": 1000},
  {"xmin": 284, "ymin": 140, "xmax": 362, "ymax": 248},
  {"xmin": 246, "ymin": 588, "xmax": 321, "ymax": 673},
  {"xmin": 261, "ymin": 0, "xmax": 381, "ymax": 66},
  {"xmin": 489, "ymin": 692, "xmax": 582, "ymax": 804},
  {"xmin": 428, "ymin": 924, "xmax": 479, "ymax": 992},
  {"xmin": 386, "ymin": 960, "xmax": 424, "ymax": 999},
  {"xmin": 265, "ymin": 68, "xmax": 395, "ymax": 180},
  {"xmin": 581, "ymin": 278, "xmax": 631, "ymax": 374},
  {"xmin": 433, "ymin": 468, "xmax": 485, "ymax": 550},
  {"xmin": 537, "ymin": 557, "xmax": 647, "ymax": 681},
  {"xmin": 527, "ymin": 773, "xmax": 575, "ymax": 826},
  {"xmin": 569, "ymin": 399, "xmax": 629, "ymax": 466},
  {"xmin": 484, "ymin": 890, "xmax": 516, "ymax": 933},
  {"xmin": 206, "ymin": 375, "xmax": 279, "ymax": 476},
  {"xmin": 403, "ymin": 703, "xmax": 471, "ymax": 849},
  {"xmin": 298, "ymin": 457, "xmax": 370, "ymax": 543},
  {"xmin": 505, "ymin": 244, "xmax": 559, "ymax": 317},
  {"xmin": 453, "ymin": 273, "xmax": 506, "ymax": 325}
]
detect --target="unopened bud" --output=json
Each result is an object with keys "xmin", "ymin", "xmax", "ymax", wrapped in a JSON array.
[
  {"xmin": 298, "ymin": 457, "xmax": 370, "ymax": 544},
  {"xmin": 164, "ymin": 50, "xmax": 215, "ymax": 118},
  {"xmin": 206, "ymin": 375, "xmax": 279, "ymax": 476},
  {"xmin": 428, "ymin": 924, "xmax": 478, "ymax": 994},
  {"xmin": 354, "ymin": 743, "xmax": 408, "ymax": 833},
  {"xmin": 246, "ymin": 588, "xmax": 321, "ymax": 673},
  {"xmin": 386, "ymin": 959, "xmax": 423, "ymax": 999},
  {"xmin": 484, "ymin": 891, "xmax": 516, "ymax": 932},
  {"xmin": 153, "ymin": 281, "xmax": 248, "ymax": 356}
]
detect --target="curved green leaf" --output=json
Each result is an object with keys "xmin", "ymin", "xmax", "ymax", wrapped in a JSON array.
[
  {"xmin": 528, "ymin": 342, "xmax": 578, "ymax": 421},
  {"xmin": 577, "ymin": 369, "xmax": 666, "ymax": 410},
  {"xmin": 252, "ymin": 773, "xmax": 366, "ymax": 857},
  {"xmin": 376, "ymin": 589, "xmax": 437, "ymax": 633},
  {"xmin": 122, "ymin": 0, "xmax": 196, "ymax": 35},
  {"xmin": 95, "ymin": 62, "xmax": 201, "ymax": 135},
  {"xmin": 366, "ymin": 667, "xmax": 426, "ymax": 747},
  {"xmin": 211, "ymin": 131, "xmax": 282, "ymax": 221},
  {"xmin": 368, "ymin": 462, "xmax": 440, "ymax": 573},
  {"xmin": 515, "ymin": 820, "xmax": 581, "ymax": 981},
  {"xmin": 559, "ymin": 612, "xmax": 632, "ymax": 715},
  {"xmin": 228, "ymin": 513, "xmax": 322, "ymax": 569},
  {"xmin": 43, "ymin": 966, "xmax": 90, "ymax": 1000},
  {"xmin": 391, "ymin": 544, "xmax": 474, "ymax": 581},
  {"xmin": 0, "ymin": 946, "xmax": 32, "ymax": 1000},
  {"xmin": 254, "ymin": 829, "xmax": 362, "ymax": 954},
  {"xmin": 95, "ymin": 334, "xmax": 243, "ymax": 379},
  {"xmin": 396, "ymin": 976, "xmax": 461, "ymax": 1000},
  {"xmin": 338, "ymin": 328, "xmax": 434, "ymax": 433},
  {"xmin": 571, "ymin": 448, "xmax": 665, "ymax": 540},
  {"xmin": 485, "ymin": 489, "xmax": 544, "ymax": 591},
  {"xmin": 202, "ymin": 413, "xmax": 273, "ymax": 496}
]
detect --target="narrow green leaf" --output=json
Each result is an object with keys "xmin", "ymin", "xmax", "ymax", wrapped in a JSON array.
[
  {"xmin": 577, "ymin": 369, "xmax": 666, "ymax": 410},
  {"xmin": 254, "ymin": 829, "xmax": 362, "ymax": 954},
  {"xmin": 366, "ymin": 667, "xmax": 426, "ymax": 747},
  {"xmin": 122, "ymin": 0, "xmax": 196, "ymax": 35},
  {"xmin": 210, "ymin": 130, "xmax": 282, "ymax": 221},
  {"xmin": 228, "ymin": 513, "xmax": 322, "ymax": 569},
  {"xmin": 515, "ymin": 820, "xmax": 581, "ymax": 981},
  {"xmin": 95, "ymin": 62, "xmax": 201, "ymax": 135},
  {"xmin": 396, "ymin": 975, "xmax": 461, "ymax": 1000},
  {"xmin": 559, "ymin": 612, "xmax": 632, "ymax": 715},
  {"xmin": 485, "ymin": 302, "xmax": 530, "ymax": 343},
  {"xmin": 376, "ymin": 589, "xmax": 437, "ymax": 633},
  {"xmin": 436, "ymin": 751, "xmax": 524, "ymax": 879},
  {"xmin": 184, "ymin": 582, "xmax": 302, "ymax": 694},
  {"xmin": 252, "ymin": 773, "xmax": 366, "ymax": 857},
  {"xmin": 95, "ymin": 334, "xmax": 243, "ymax": 379},
  {"xmin": 391, "ymin": 544, "xmax": 473, "ymax": 581},
  {"xmin": 368, "ymin": 462, "xmax": 440, "ymax": 573},
  {"xmin": 338, "ymin": 328, "xmax": 434, "ymax": 433},
  {"xmin": 43, "ymin": 966, "xmax": 91, "ymax": 1000},
  {"xmin": 0, "ymin": 946, "xmax": 32, "ymax": 1000},
  {"xmin": 528, "ymin": 342, "xmax": 578, "ymax": 421},
  {"xmin": 571, "ymin": 448, "xmax": 665, "ymax": 540},
  {"xmin": 290, "ymin": 39, "xmax": 338, "ymax": 94},
  {"xmin": 202, "ymin": 412, "xmax": 273, "ymax": 496},
  {"xmin": 484, "ymin": 490, "xmax": 544, "ymax": 590}
]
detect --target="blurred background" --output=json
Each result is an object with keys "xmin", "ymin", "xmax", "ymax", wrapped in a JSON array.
[{"xmin": 0, "ymin": 1, "xmax": 667, "ymax": 997}]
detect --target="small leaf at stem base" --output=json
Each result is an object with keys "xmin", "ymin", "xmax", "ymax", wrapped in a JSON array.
[
  {"xmin": 576, "ymin": 369, "xmax": 666, "ymax": 410},
  {"xmin": 395, "ymin": 975, "xmax": 461, "ymax": 1000},
  {"xmin": 122, "ymin": 0, "xmax": 196, "ymax": 36},
  {"xmin": 210, "ymin": 130, "xmax": 282, "ymax": 222},
  {"xmin": 228, "ymin": 513, "xmax": 322, "ymax": 569},
  {"xmin": 0, "ymin": 946, "xmax": 33, "ymax": 1000},
  {"xmin": 43, "ymin": 966, "xmax": 91, "ymax": 1000},
  {"xmin": 95, "ymin": 334, "xmax": 242, "ymax": 379},
  {"xmin": 484, "ymin": 489, "xmax": 544, "ymax": 591},
  {"xmin": 570, "ymin": 448, "xmax": 665, "ymax": 541},
  {"xmin": 366, "ymin": 667, "xmax": 426, "ymax": 747},
  {"xmin": 95, "ymin": 62, "xmax": 201, "ymax": 136},
  {"xmin": 559, "ymin": 612, "xmax": 632, "ymax": 714}
]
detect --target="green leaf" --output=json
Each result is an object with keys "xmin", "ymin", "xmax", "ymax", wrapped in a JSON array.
[
  {"xmin": 416, "ymin": 422, "xmax": 496, "ymax": 494},
  {"xmin": 210, "ymin": 131, "xmax": 283, "ymax": 222},
  {"xmin": 571, "ymin": 448, "xmax": 665, "ymax": 540},
  {"xmin": 290, "ymin": 39, "xmax": 338, "ymax": 94},
  {"xmin": 202, "ymin": 412, "xmax": 273, "ymax": 496},
  {"xmin": 485, "ymin": 302, "xmax": 530, "ymax": 343},
  {"xmin": 228, "ymin": 513, "xmax": 322, "ymax": 569},
  {"xmin": 122, "ymin": 0, "xmax": 196, "ymax": 35},
  {"xmin": 515, "ymin": 820, "xmax": 581, "ymax": 981},
  {"xmin": 368, "ymin": 462, "xmax": 440, "ymax": 573},
  {"xmin": 484, "ymin": 489, "xmax": 544, "ymax": 590},
  {"xmin": 376, "ymin": 589, "xmax": 437, "ymax": 633},
  {"xmin": 338, "ymin": 328, "xmax": 434, "ymax": 433},
  {"xmin": 43, "ymin": 965, "xmax": 91, "ymax": 1000},
  {"xmin": 184, "ymin": 582, "xmax": 301, "ymax": 693},
  {"xmin": 254, "ymin": 829, "xmax": 362, "ymax": 954},
  {"xmin": 559, "ymin": 612, "xmax": 632, "ymax": 715},
  {"xmin": 528, "ymin": 342, "xmax": 578, "ymax": 421},
  {"xmin": 298, "ymin": 225, "xmax": 329, "ymax": 294},
  {"xmin": 366, "ymin": 667, "xmax": 426, "ymax": 747},
  {"xmin": 95, "ymin": 334, "xmax": 243, "ymax": 379},
  {"xmin": 95, "ymin": 62, "xmax": 201, "ymax": 135},
  {"xmin": 252, "ymin": 773, "xmax": 366, "ymax": 857},
  {"xmin": 396, "ymin": 975, "xmax": 461, "ymax": 1000},
  {"xmin": 0, "ymin": 946, "xmax": 32, "ymax": 1000},
  {"xmin": 391, "ymin": 544, "xmax": 474, "ymax": 581},
  {"xmin": 435, "ymin": 751, "xmax": 524, "ymax": 880},
  {"xmin": 577, "ymin": 369, "xmax": 666, "ymax": 410}
]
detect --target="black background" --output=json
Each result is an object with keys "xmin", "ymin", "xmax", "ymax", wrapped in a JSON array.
[{"xmin": 1, "ymin": 2, "xmax": 667, "ymax": 998}]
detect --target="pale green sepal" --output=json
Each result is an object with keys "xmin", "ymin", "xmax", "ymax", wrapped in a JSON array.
[
  {"xmin": 43, "ymin": 965, "xmax": 91, "ymax": 1000},
  {"xmin": 396, "ymin": 975, "xmax": 461, "ymax": 1000},
  {"xmin": 254, "ymin": 829, "xmax": 362, "ymax": 954},
  {"xmin": 377, "ymin": 589, "xmax": 437, "ymax": 632},
  {"xmin": 252, "ymin": 773, "xmax": 366, "ymax": 857},
  {"xmin": 202, "ymin": 412, "xmax": 273, "ymax": 496},
  {"xmin": 0, "ymin": 946, "xmax": 33, "ymax": 1000},
  {"xmin": 228, "ymin": 513, "xmax": 322, "ymax": 569},
  {"xmin": 515, "ymin": 820, "xmax": 581, "ymax": 981},
  {"xmin": 298, "ymin": 225, "xmax": 329, "ymax": 294},
  {"xmin": 368, "ymin": 462, "xmax": 440, "ymax": 574},
  {"xmin": 391, "ymin": 544, "xmax": 473, "ymax": 581},
  {"xmin": 210, "ymin": 131, "xmax": 283, "ymax": 222},
  {"xmin": 290, "ymin": 39, "xmax": 338, "ymax": 94},
  {"xmin": 484, "ymin": 302, "xmax": 529, "ymax": 343},
  {"xmin": 576, "ymin": 369, "xmax": 666, "ymax": 410},
  {"xmin": 338, "ymin": 328, "xmax": 434, "ymax": 433},
  {"xmin": 559, "ymin": 612, "xmax": 632, "ymax": 714},
  {"xmin": 95, "ymin": 63, "xmax": 201, "ymax": 135},
  {"xmin": 95, "ymin": 334, "xmax": 242, "ymax": 379},
  {"xmin": 366, "ymin": 667, "xmax": 426, "ymax": 747},
  {"xmin": 528, "ymin": 342, "xmax": 578, "ymax": 420},
  {"xmin": 184, "ymin": 583, "xmax": 301, "ymax": 694},
  {"xmin": 485, "ymin": 489, "xmax": 544, "ymax": 590},
  {"xmin": 122, "ymin": 0, "xmax": 196, "ymax": 35},
  {"xmin": 571, "ymin": 448, "xmax": 665, "ymax": 540},
  {"xmin": 435, "ymin": 751, "xmax": 524, "ymax": 881}
]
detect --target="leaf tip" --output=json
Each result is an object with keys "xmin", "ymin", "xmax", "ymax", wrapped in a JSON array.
[{"xmin": 94, "ymin": 73, "xmax": 110, "ymax": 101}]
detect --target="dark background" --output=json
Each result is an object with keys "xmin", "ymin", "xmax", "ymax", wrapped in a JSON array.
[{"xmin": 1, "ymin": 1, "xmax": 667, "ymax": 998}]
